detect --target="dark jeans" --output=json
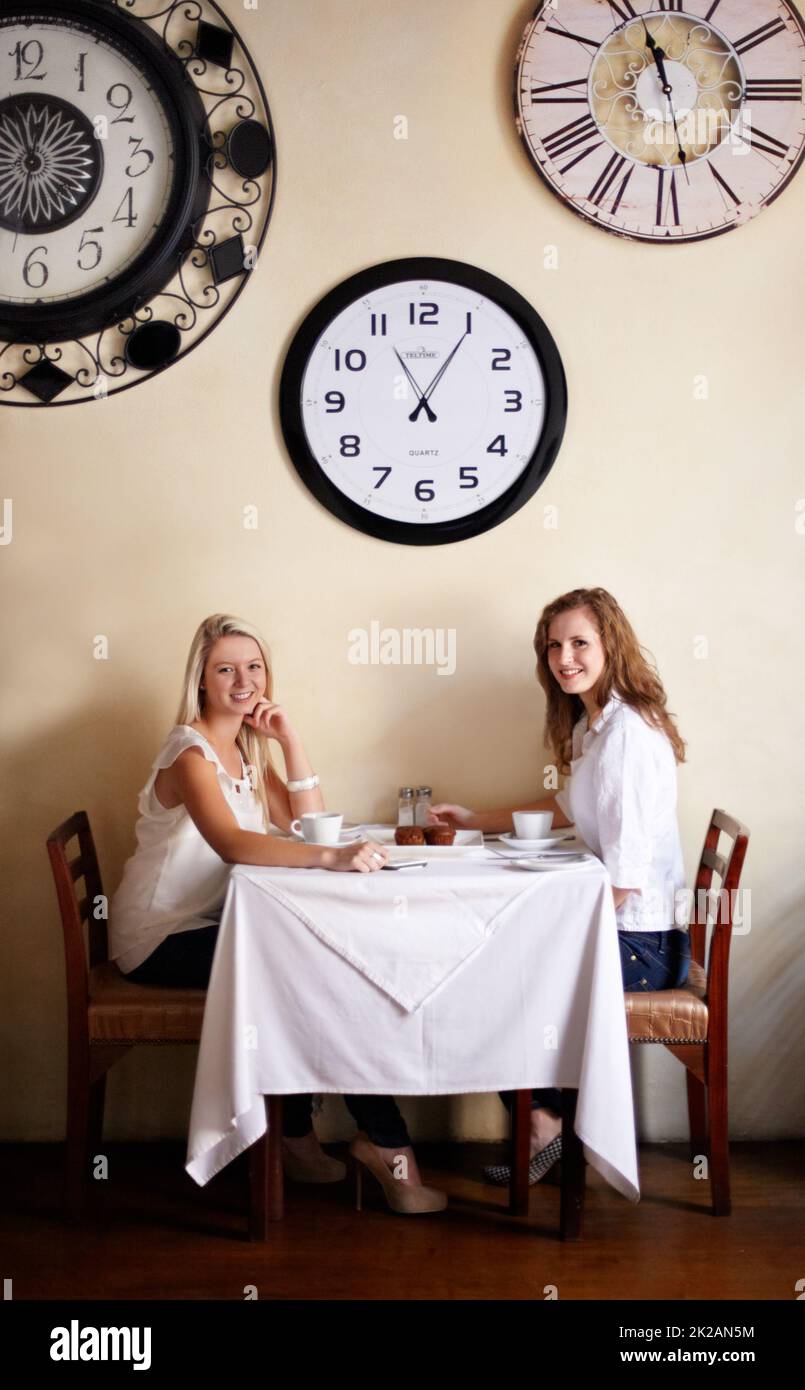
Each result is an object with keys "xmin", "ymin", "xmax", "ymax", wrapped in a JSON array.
[
  {"xmin": 124, "ymin": 924, "xmax": 411, "ymax": 1147},
  {"xmin": 500, "ymin": 927, "xmax": 692, "ymax": 1116}
]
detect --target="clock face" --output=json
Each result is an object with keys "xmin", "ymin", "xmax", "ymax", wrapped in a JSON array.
[
  {"xmin": 0, "ymin": 1, "xmax": 208, "ymax": 341},
  {"xmin": 515, "ymin": 1, "xmax": 805, "ymax": 242},
  {"xmin": 280, "ymin": 259, "xmax": 567, "ymax": 545}
]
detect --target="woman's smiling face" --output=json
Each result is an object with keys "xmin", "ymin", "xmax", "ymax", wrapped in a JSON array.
[
  {"xmin": 546, "ymin": 606, "xmax": 606, "ymax": 699},
  {"xmin": 202, "ymin": 635, "xmax": 267, "ymax": 716}
]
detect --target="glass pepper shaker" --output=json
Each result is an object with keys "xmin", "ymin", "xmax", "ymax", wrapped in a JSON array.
[
  {"xmin": 397, "ymin": 787, "xmax": 415, "ymax": 826},
  {"xmin": 414, "ymin": 786, "xmax": 432, "ymax": 828}
]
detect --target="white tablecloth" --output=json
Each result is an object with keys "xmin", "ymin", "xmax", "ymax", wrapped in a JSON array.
[{"xmin": 185, "ymin": 853, "xmax": 639, "ymax": 1203}]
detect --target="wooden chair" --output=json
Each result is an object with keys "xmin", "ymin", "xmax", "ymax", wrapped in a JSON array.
[
  {"xmin": 510, "ymin": 808, "xmax": 750, "ymax": 1235},
  {"xmin": 47, "ymin": 810, "xmax": 282, "ymax": 1240}
]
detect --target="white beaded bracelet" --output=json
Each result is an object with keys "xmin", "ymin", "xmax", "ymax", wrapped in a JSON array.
[{"xmin": 287, "ymin": 774, "xmax": 319, "ymax": 792}]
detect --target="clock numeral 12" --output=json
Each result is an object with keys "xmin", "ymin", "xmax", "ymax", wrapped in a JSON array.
[
  {"xmin": 409, "ymin": 302, "xmax": 438, "ymax": 324},
  {"xmin": 11, "ymin": 39, "xmax": 46, "ymax": 81}
]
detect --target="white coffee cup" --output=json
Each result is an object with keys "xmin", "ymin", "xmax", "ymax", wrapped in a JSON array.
[
  {"xmin": 290, "ymin": 812, "xmax": 344, "ymax": 845},
  {"xmin": 512, "ymin": 810, "xmax": 553, "ymax": 840}
]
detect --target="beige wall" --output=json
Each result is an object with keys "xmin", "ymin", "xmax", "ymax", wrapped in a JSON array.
[{"xmin": 2, "ymin": 0, "xmax": 804, "ymax": 1148}]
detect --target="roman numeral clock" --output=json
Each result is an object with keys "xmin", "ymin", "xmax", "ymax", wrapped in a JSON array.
[
  {"xmin": 0, "ymin": 0, "xmax": 275, "ymax": 405},
  {"xmin": 515, "ymin": 0, "xmax": 805, "ymax": 241}
]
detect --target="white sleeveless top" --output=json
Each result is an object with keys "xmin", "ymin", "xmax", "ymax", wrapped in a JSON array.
[{"xmin": 109, "ymin": 725, "xmax": 269, "ymax": 973}]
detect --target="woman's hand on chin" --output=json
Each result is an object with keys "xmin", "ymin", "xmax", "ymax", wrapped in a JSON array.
[
  {"xmin": 428, "ymin": 803, "xmax": 477, "ymax": 829},
  {"xmin": 242, "ymin": 699, "xmax": 297, "ymax": 745}
]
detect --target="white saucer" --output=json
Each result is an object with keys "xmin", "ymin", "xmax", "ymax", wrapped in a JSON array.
[
  {"xmin": 511, "ymin": 854, "xmax": 594, "ymax": 872},
  {"xmin": 500, "ymin": 831, "xmax": 572, "ymax": 850}
]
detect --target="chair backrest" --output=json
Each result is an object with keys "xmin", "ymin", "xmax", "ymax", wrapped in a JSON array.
[
  {"xmin": 688, "ymin": 809, "xmax": 749, "ymax": 1009},
  {"xmin": 47, "ymin": 811, "xmax": 107, "ymax": 1005}
]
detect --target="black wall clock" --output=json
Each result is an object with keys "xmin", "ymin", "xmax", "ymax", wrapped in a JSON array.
[
  {"xmin": 515, "ymin": 1, "xmax": 805, "ymax": 243},
  {"xmin": 279, "ymin": 258, "xmax": 568, "ymax": 546},
  {"xmin": 0, "ymin": 0, "xmax": 275, "ymax": 405}
]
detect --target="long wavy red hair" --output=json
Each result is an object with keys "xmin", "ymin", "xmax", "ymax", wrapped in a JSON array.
[{"xmin": 534, "ymin": 588, "xmax": 686, "ymax": 774}]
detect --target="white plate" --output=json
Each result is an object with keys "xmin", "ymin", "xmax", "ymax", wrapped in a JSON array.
[
  {"xmin": 364, "ymin": 825, "xmax": 485, "ymax": 848},
  {"xmin": 387, "ymin": 843, "xmax": 485, "ymax": 859},
  {"xmin": 511, "ymin": 854, "xmax": 595, "ymax": 872},
  {"xmin": 499, "ymin": 831, "xmax": 573, "ymax": 849}
]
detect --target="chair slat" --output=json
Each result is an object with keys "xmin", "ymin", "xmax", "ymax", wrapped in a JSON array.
[
  {"xmin": 77, "ymin": 896, "xmax": 89, "ymax": 922},
  {"xmin": 702, "ymin": 847, "xmax": 727, "ymax": 878},
  {"xmin": 67, "ymin": 854, "xmax": 85, "ymax": 882}
]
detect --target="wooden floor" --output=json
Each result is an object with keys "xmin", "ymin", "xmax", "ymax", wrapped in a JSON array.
[{"xmin": 2, "ymin": 1140, "xmax": 801, "ymax": 1300}]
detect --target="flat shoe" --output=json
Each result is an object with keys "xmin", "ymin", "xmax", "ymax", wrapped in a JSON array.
[{"xmin": 483, "ymin": 1134, "xmax": 562, "ymax": 1187}]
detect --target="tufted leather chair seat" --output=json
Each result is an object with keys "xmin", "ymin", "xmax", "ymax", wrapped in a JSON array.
[{"xmin": 625, "ymin": 959, "xmax": 708, "ymax": 1043}]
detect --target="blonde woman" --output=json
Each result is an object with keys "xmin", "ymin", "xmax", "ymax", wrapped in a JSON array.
[
  {"xmin": 430, "ymin": 587, "xmax": 690, "ymax": 1188},
  {"xmin": 110, "ymin": 614, "xmax": 446, "ymax": 1213}
]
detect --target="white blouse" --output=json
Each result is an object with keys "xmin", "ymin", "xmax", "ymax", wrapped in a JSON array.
[
  {"xmin": 109, "ymin": 725, "xmax": 269, "ymax": 973},
  {"xmin": 555, "ymin": 693, "xmax": 687, "ymax": 932}
]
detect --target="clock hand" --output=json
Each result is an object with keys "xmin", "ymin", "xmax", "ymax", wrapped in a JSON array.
[
  {"xmin": 642, "ymin": 18, "xmax": 691, "ymax": 184},
  {"xmin": 409, "ymin": 330, "xmax": 469, "ymax": 422},
  {"xmin": 393, "ymin": 347, "xmax": 437, "ymax": 423}
]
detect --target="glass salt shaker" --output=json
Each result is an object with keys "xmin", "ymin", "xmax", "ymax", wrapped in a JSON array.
[
  {"xmin": 397, "ymin": 787, "xmax": 415, "ymax": 826},
  {"xmin": 414, "ymin": 786, "xmax": 432, "ymax": 828}
]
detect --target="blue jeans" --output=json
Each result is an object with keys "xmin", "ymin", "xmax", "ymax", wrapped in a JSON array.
[
  {"xmin": 500, "ymin": 927, "xmax": 692, "ymax": 1115},
  {"xmin": 125, "ymin": 924, "xmax": 412, "ymax": 1147}
]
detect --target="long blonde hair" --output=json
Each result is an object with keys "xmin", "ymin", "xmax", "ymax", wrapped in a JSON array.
[
  {"xmin": 533, "ymin": 588, "xmax": 687, "ymax": 775},
  {"xmin": 175, "ymin": 613, "xmax": 276, "ymax": 829}
]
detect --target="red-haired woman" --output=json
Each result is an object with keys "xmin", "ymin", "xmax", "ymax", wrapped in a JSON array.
[{"xmin": 430, "ymin": 588, "xmax": 690, "ymax": 1187}]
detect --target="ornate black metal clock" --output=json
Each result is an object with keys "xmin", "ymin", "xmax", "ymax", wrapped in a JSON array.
[
  {"xmin": 0, "ymin": 0, "xmax": 275, "ymax": 405},
  {"xmin": 279, "ymin": 258, "xmax": 568, "ymax": 546}
]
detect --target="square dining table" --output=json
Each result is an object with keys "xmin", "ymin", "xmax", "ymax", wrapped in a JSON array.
[{"xmin": 184, "ymin": 827, "xmax": 640, "ymax": 1239}]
